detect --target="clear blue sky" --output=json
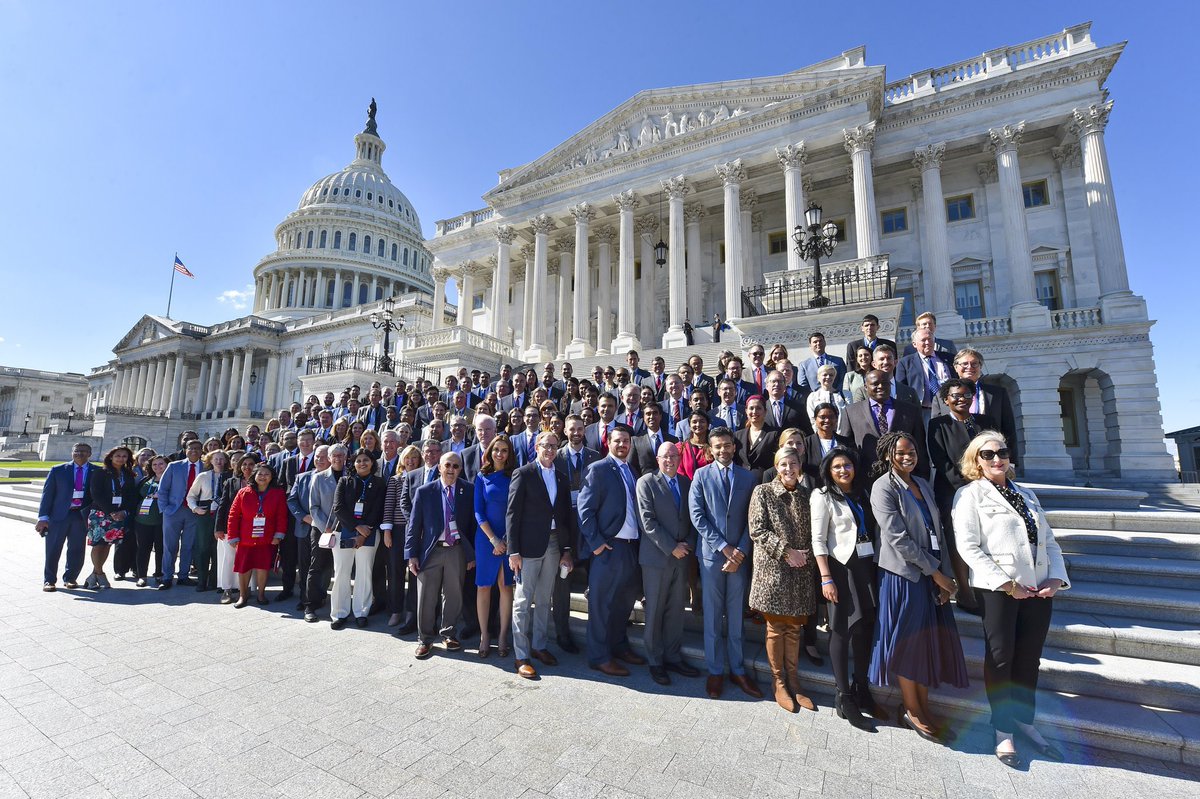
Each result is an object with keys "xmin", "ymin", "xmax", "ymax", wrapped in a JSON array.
[{"xmin": 1, "ymin": 1, "xmax": 1195, "ymax": 435}]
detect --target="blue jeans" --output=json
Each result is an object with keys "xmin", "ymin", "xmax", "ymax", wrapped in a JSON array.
[
  {"xmin": 699, "ymin": 558, "xmax": 748, "ymax": 676},
  {"xmin": 161, "ymin": 509, "xmax": 197, "ymax": 581}
]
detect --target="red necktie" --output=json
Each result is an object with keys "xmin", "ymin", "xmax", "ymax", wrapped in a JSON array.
[
  {"xmin": 186, "ymin": 462, "xmax": 196, "ymax": 491},
  {"xmin": 755, "ymin": 368, "xmax": 763, "ymax": 391},
  {"xmin": 674, "ymin": 400, "xmax": 682, "ymax": 422},
  {"xmin": 599, "ymin": 425, "xmax": 608, "ymax": 454}
]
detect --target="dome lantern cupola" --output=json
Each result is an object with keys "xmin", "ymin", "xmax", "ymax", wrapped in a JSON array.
[{"xmin": 354, "ymin": 97, "xmax": 385, "ymax": 168}]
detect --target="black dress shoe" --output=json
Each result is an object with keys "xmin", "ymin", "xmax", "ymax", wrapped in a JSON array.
[
  {"xmin": 331, "ymin": 617, "xmax": 347, "ymax": 630},
  {"xmin": 396, "ymin": 621, "xmax": 417, "ymax": 636},
  {"xmin": 304, "ymin": 610, "xmax": 318, "ymax": 623},
  {"xmin": 649, "ymin": 666, "xmax": 671, "ymax": 686},
  {"xmin": 557, "ymin": 638, "xmax": 580, "ymax": 655},
  {"xmin": 665, "ymin": 660, "xmax": 701, "ymax": 678},
  {"xmin": 355, "ymin": 616, "xmax": 368, "ymax": 628},
  {"xmin": 275, "ymin": 590, "xmax": 294, "ymax": 603},
  {"xmin": 157, "ymin": 580, "xmax": 172, "ymax": 590},
  {"xmin": 177, "ymin": 577, "xmax": 196, "ymax": 586}
]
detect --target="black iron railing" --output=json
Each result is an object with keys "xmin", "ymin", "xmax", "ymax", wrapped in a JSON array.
[
  {"xmin": 741, "ymin": 266, "xmax": 892, "ymax": 318},
  {"xmin": 305, "ymin": 351, "xmax": 428, "ymax": 382}
]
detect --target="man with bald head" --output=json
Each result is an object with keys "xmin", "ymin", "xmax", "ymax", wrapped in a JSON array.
[
  {"xmin": 840, "ymin": 369, "xmax": 929, "ymax": 479},
  {"xmin": 460, "ymin": 414, "xmax": 496, "ymax": 481}
]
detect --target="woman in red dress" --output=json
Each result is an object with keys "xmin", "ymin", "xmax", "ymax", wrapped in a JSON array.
[{"xmin": 226, "ymin": 462, "xmax": 288, "ymax": 608}]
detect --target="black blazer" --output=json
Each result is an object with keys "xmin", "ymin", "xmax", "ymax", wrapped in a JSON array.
[
  {"xmin": 803, "ymin": 433, "xmax": 859, "ymax": 487},
  {"xmin": 733, "ymin": 427, "xmax": 781, "ymax": 480},
  {"xmin": 763, "ymin": 395, "xmax": 812, "ymax": 436},
  {"xmin": 555, "ymin": 446, "xmax": 602, "ymax": 493},
  {"xmin": 280, "ymin": 451, "xmax": 317, "ymax": 491},
  {"xmin": 838, "ymin": 398, "xmax": 929, "ymax": 480},
  {"xmin": 931, "ymin": 381, "xmax": 1020, "ymax": 467},
  {"xmin": 927, "ymin": 413, "xmax": 990, "ymax": 514},
  {"xmin": 89, "ymin": 467, "xmax": 139, "ymax": 517},
  {"xmin": 332, "ymin": 472, "xmax": 387, "ymax": 542},
  {"xmin": 844, "ymin": 336, "xmax": 897, "ymax": 366},
  {"xmin": 505, "ymin": 462, "xmax": 579, "ymax": 558},
  {"xmin": 630, "ymin": 430, "xmax": 679, "ymax": 475},
  {"xmin": 689, "ymin": 374, "xmax": 717, "ymax": 406}
]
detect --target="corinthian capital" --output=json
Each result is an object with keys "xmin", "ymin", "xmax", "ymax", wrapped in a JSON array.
[
  {"xmin": 530, "ymin": 213, "xmax": 556, "ymax": 235},
  {"xmin": 568, "ymin": 203, "xmax": 596, "ymax": 224},
  {"xmin": 912, "ymin": 142, "xmax": 946, "ymax": 173},
  {"xmin": 684, "ymin": 203, "xmax": 706, "ymax": 225},
  {"xmin": 431, "ymin": 264, "xmax": 451, "ymax": 282},
  {"xmin": 612, "ymin": 189, "xmax": 640, "ymax": 212},
  {"xmin": 635, "ymin": 215, "xmax": 659, "ymax": 236},
  {"xmin": 1052, "ymin": 142, "xmax": 1082, "ymax": 169},
  {"xmin": 987, "ymin": 122, "xmax": 1025, "ymax": 155},
  {"xmin": 519, "ymin": 243, "xmax": 536, "ymax": 261},
  {"xmin": 739, "ymin": 188, "xmax": 758, "ymax": 212},
  {"xmin": 545, "ymin": 260, "xmax": 560, "ymax": 278},
  {"xmin": 775, "ymin": 141, "xmax": 808, "ymax": 170},
  {"xmin": 553, "ymin": 235, "xmax": 575, "ymax": 254},
  {"xmin": 976, "ymin": 161, "xmax": 998, "ymax": 185},
  {"xmin": 494, "ymin": 224, "xmax": 517, "ymax": 245},
  {"xmin": 1071, "ymin": 100, "xmax": 1113, "ymax": 137},
  {"xmin": 511, "ymin": 262, "xmax": 526, "ymax": 282},
  {"xmin": 842, "ymin": 122, "xmax": 877, "ymax": 154},
  {"xmin": 594, "ymin": 224, "xmax": 617, "ymax": 245},
  {"xmin": 715, "ymin": 159, "xmax": 746, "ymax": 186},
  {"xmin": 661, "ymin": 175, "xmax": 690, "ymax": 199}
]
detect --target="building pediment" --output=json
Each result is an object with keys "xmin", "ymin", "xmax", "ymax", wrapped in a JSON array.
[
  {"xmin": 484, "ymin": 51, "xmax": 883, "ymax": 203},
  {"xmin": 113, "ymin": 315, "xmax": 182, "ymax": 354}
]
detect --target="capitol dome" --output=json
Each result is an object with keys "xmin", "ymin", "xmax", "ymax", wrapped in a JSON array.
[{"xmin": 253, "ymin": 100, "xmax": 434, "ymax": 320}]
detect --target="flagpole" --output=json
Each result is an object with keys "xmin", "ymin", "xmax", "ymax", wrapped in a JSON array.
[{"xmin": 166, "ymin": 252, "xmax": 178, "ymax": 318}]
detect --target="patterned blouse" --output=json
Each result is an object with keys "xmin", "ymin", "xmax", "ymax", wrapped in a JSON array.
[{"xmin": 993, "ymin": 481, "xmax": 1039, "ymax": 546}]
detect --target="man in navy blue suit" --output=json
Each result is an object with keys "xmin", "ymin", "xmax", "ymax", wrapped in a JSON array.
[
  {"xmin": 35, "ymin": 442, "xmax": 94, "ymax": 590},
  {"xmin": 798, "ymin": 332, "xmax": 847, "ymax": 394},
  {"xmin": 578, "ymin": 424, "xmax": 647, "ymax": 676}
]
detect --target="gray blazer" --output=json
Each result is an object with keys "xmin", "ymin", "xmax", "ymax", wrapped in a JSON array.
[
  {"xmin": 869, "ymin": 472, "xmax": 951, "ymax": 583},
  {"xmin": 308, "ymin": 468, "xmax": 342, "ymax": 537},
  {"xmin": 636, "ymin": 471, "xmax": 695, "ymax": 569}
]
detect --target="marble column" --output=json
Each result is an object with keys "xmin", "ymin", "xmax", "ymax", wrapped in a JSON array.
[
  {"xmin": 454, "ymin": 270, "xmax": 469, "ymax": 327},
  {"xmin": 914, "ymin": 143, "xmax": 966, "ymax": 338},
  {"xmin": 776, "ymin": 141, "xmax": 808, "ymax": 271},
  {"xmin": 237, "ymin": 348, "xmax": 255, "ymax": 417},
  {"xmin": 110, "ymin": 368, "xmax": 125, "ymax": 409},
  {"xmin": 262, "ymin": 274, "xmax": 273, "ymax": 310},
  {"xmin": 370, "ymin": 274, "xmax": 379, "ymax": 304},
  {"xmin": 554, "ymin": 238, "xmax": 573, "ymax": 359},
  {"xmin": 211, "ymin": 354, "xmax": 228, "ymax": 416},
  {"xmin": 262, "ymin": 352, "xmax": 280, "ymax": 416},
  {"xmin": 716, "ymin": 159, "xmax": 745, "ymax": 322},
  {"xmin": 149, "ymin": 358, "xmax": 167, "ymax": 412},
  {"xmin": 636, "ymin": 215, "xmax": 659, "ymax": 342},
  {"xmin": 611, "ymin": 190, "xmax": 641, "ymax": 352},
  {"xmin": 520, "ymin": 244, "xmax": 535, "ymax": 348},
  {"xmin": 740, "ymin": 188, "xmax": 757, "ymax": 290},
  {"xmin": 844, "ymin": 122, "xmax": 881, "ymax": 258},
  {"xmin": 525, "ymin": 213, "xmax": 556, "ymax": 361},
  {"xmin": 661, "ymin": 176, "xmax": 690, "ymax": 348},
  {"xmin": 195, "ymin": 356, "xmax": 210, "ymax": 416},
  {"xmin": 431, "ymin": 265, "xmax": 449, "ymax": 330},
  {"xmin": 203, "ymin": 355, "xmax": 220, "ymax": 415},
  {"xmin": 167, "ymin": 354, "xmax": 186, "ymax": 417},
  {"xmin": 492, "ymin": 225, "xmax": 515, "ymax": 340},
  {"xmin": 684, "ymin": 203, "xmax": 705, "ymax": 326},
  {"xmin": 566, "ymin": 203, "xmax": 595, "ymax": 358},
  {"xmin": 989, "ymin": 122, "xmax": 1049, "ymax": 331},
  {"xmin": 333, "ymin": 268, "xmax": 343, "ymax": 308},
  {"xmin": 595, "ymin": 224, "xmax": 615, "ymax": 355},
  {"xmin": 224, "ymin": 350, "xmax": 242, "ymax": 416},
  {"xmin": 1052, "ymin": 141, "xmax": 1099, "ymax": 305}
]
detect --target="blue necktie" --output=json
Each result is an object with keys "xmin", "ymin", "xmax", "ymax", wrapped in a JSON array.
[
  {"xmin": 720, "ymin": 466, "xmax": 732, "ymax": 502},
  {"xmin": 668, "ymin": 477, "xmax": 681, "ymax": 510},
  {"xmin": 926, "ymin": 356, "xmax": 941, "ymax": 399}
]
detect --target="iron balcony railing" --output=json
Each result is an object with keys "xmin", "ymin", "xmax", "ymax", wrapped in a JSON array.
[
  {"xmin": 741, "ymin": 264, "xmax": 892, "ymax": 318},
  {"xmin": 305, "ymin": 351, "xmax": 429, "ymax": 382}
]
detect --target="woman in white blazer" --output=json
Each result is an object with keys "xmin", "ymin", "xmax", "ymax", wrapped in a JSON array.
[
  {"xmin": 952, "ymin": 431, "xmax": 1069, "ymax": 768},
  {"xmin": 186, "ymin": 449, "xmax": 231, "ymax": 597}
]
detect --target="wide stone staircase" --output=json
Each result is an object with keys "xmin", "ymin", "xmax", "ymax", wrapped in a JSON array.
[{"xmin": 4, "ymin": 476, "xmax": 1197, "ymax": 764}]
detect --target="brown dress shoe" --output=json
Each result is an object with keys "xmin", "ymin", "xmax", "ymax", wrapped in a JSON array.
[
  {"xmin": 730, "ymin": 674, "xmax": 763, "ymax": 699},
  {"xmin": 515, "ymin": 659, "xmax": 538, "ymax": 679},
  {"xmin": 706, "ymin": 674, "xmax": 724, "ymax": 699},
  {"xmin": 615, "ymin": 650, "xmax": 647, "ymax": 666},
  {"xmin": 591, "ymin": 661, "xmax": 630, "ymax": 677},
  {"xmin": 532, "ymin": 649, "xmax": 558, "ymax": 667},
  {"xmin": 414, "ymin": 642, "xmax": 433, "ymax": 659}
]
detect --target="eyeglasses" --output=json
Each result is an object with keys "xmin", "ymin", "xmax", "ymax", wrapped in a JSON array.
[
  {"xmin": 979, "ymin": 449, "xmax": 1010, "ymax": 461},
  {"xmin": 443, "ymin": 464, "xmax": 462, "ymax": 470}
]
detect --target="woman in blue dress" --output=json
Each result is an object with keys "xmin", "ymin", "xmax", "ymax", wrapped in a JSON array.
[
  {"xmin": 474, "ymin": 434, "xmax": 516, "ymax": 658},
  {"xmin": 868, "ymin": 431, "xmax": 968, "ymax": 745}
]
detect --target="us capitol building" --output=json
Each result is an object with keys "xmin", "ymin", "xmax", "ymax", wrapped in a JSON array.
[{"xmin": 84, "ymin": 22, "xmax": 1175, "ymax": 481}]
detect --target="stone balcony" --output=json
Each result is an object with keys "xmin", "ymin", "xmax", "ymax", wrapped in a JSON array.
[{"xmin": 400, "ymin": 325, "xmax": 515, "ymax": 371}]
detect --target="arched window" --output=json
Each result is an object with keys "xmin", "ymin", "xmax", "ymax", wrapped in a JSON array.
[
  {"xmin": 367, "ymin": 192, "xmax": 373, "ymax": 201},
  {"xmin": 375, "ymin": 285, "xmax": 383, "ymax": 301},
  {"xmin": 348, "ymin": 232, "xmax": 356, "ymax": 251},
  {"xmin": 318, "ymin": 230, "xmax": 327, "ymax": 248},
  {"xmin": 358, "ymin": 283, "xmax": 368, "ymax": 304},
  {"xmin": 402, "ymin": 248, "xmax": 408, "ymax": 265},
  {"xmin": 286, "ymin": 280, "xmax": 295, "ymax": 306},
  {"xmin": 306, "ymin": 230, "xmax": 313, "ymax": 248},
  {"xmin": 333, "ymin": 231, "xmax": 341, "ymax": 249},
  {"xmin": 342, "ymin": 281, "xmax": 353, "ymax": 307},
  {"xmin": 391, "ymin": 243, "xmax": 397, "ymax": 261},
  {"xmin": 363, "ymin": 235, "xmax": 372, "ymax": 254},
  {"xmin": 325, "ymin": 280, "xmax": 335, "ymax": 307},
  {"xmin": 377, "ymin": 238, "xmax": 385, "ymax": 257},
  {"xmin": 355, "ymin": 189, "xmax": 362, "ymax": 198}
]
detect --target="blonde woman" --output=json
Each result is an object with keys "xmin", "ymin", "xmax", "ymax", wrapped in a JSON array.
[{"xmin": 186, "ymin": 449, "xmax": 231, "ymax": 594}]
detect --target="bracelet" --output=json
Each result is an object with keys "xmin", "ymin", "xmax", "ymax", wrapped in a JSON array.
[{"xmin": 821, "ymin": 579, "xmax": 834, "ymax": 586}]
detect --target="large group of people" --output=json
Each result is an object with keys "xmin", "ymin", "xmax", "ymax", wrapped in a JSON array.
[{"xmin": 35, "ymin": 311, "xmax": 1070, "ymax": 767}]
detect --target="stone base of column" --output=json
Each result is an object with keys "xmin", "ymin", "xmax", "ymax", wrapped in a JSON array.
[
  {"xmin": 1098, "ymin": 290, "xmax": 1149, "ymax": 324},
  {"xmin": 522, "ymin": 345, "xmax": 556, "ymax": 363},
  {"xmin": 1009, "ymin": 301, "xmax": 1052, "ymax": 333},
  {"xmin": 610, "ymin": 333, "xmax": 642, "ymax": 353},
  {"xmin": 931, "ymin": 310, "xmax": 967, "ymax": 342},
  {"xmin": 564, "ymin": 341, "xmax": 595, "ymax": 359},
  {"xmin": 661, "ymin": 328, "xmax": 690, "ymax": 349}
]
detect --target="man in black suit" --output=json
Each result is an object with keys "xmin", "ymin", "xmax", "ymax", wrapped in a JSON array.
[
  {"xmin": 550, "ymin": 362, "xmax": 573, "ymax": 402},
  {"xmin": 357, "ymin": 388, "xmax": 389, "ymax": 431},
  {"xmin": 383, "ymin": 439, "xmax": 442, "ymax": 633},
  {"xmin": 723, "ymin": 357, "xmax": 758, "ymax": 404},
  {"xmin": 277, "ymin": 428, "xmax": 318, "ymax": 604},
  {"xmin": 686, "ymin": 356, "xmax": 716, "ymax": 406},
  {"xmin": 932, "ymin": 347, "xmax": 1020, "ymax": 469},
  {"xmin": 498, "ymin": 372, "xmax": 530, "ymax": 414},
  {"xmin": 613, "ymin": 383, "xmax": 647, "ymax": 436},
  {"xmin": 554, "ymin": 415, "xmax": 601, "ymax": 653},
  {"xmin": 660, "ymin": 374, "xmax": 690, "ymax": 437},
  {"xmin": 583, "ymin": 394, "xmax": 619, "ymax": 454},
  {"xmin": 711, "ymin": 378, "xmax": 746, "ymax": 431},
  {"xmin": 626, "ymin": 350, "xmax": 650, "ymax": 385},
  {"xmin": 630, "ymin": 403, "xmax": 678, "ymax": 475},
  {"xmin": 902, "ymin": 311, "xmax": 959, "ymax": 359},
  {"xmin": 638, "ymin": 356, "xmax": 669, "ymax": 401},
  {"xmin": 505, "ymin": 430, "xmax": 579, "ymax": 679},
  {"xmin": 838, "ymin": 370, "xmax": 929, "ymax": 479},
  {"xmin": 460, "ymin": 414, "xmax": 496, "ymax": 482},
  {"xmin": 763, "ymin": 371, "xmax": 810, "ymax": 435},
  {"xmin": 843, "ymin": 314, "xmax": 897, "ymax": 366}
]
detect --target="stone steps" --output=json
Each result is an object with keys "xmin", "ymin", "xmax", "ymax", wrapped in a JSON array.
[
  {"xmin": 1045, "ymin": 508, "xmax": 1200, "ymax": 534},
  {"xmin": 1054, "ymin": 529, "xmax": 1200, "ymax": 560},
  {"xmin": 1065, "ymin": 552, "xmax": 1200, "ymax": 590},
  {"xmin": 1051, "ymin": 581, "xmax": 1200, "ymax": 623}
]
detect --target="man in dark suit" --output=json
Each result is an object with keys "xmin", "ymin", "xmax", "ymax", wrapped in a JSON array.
[
  {"xmin": 674, "ymin": 390, "xmax": 720, "ymax": 441},
  {"xmin": 357, "ymin": 388, "xmax": 389, "ymax": 431},
  {"xmin": 723, "ymin": 357, "xmax": 758, "ymax": 404},
  {"xmin": 932, "ymin": 347, "xmax": 1020, "ymax": 468},
  {"xmin": 660, "ymin": 374, "xmax": 691, "ymax": 437},
  {"xmin": 798, "ymin": 333, "xmax": 847, "ymax": 394},
  {"xmin": 637, "ymin": 356, "xmax": 669, "ymax": 401},
  {"xmin": 686, "ymin": 356, "xmax": 717, "ymax": 407},
  {"xmin": 743, "ymin": 345, "xmax": 771, "ymax": 395},
  {"xmin": 277, "ymin": 428, "xmax": 318, "ymax": 603},
  {"xmin": 711, "ymin": 379, "xmax": 746, "ymax": 431},
  {"xmin": 630, "ymin": 403, "xmax": 678, "ymax": 475},
  {"xmin": 583, "ymin": 394, "xmax": 619, "ymax": 454},
  {"xmin": 843, "ymin": 314, "xmax": 897, "ymax": 366},
  {"xmin": 763, "ymin": 371, "xmax": 810, "ymax": 434},
  {"xmin": 510, "ymin": 405, "xmax": 544, "ymax": 467},
  {"xmin": 901, "ymin": 312, "xmax": 959, "ymax": 359},
  {"xmin": 505, "ymin": 430, "xmax": 579, "ymax": 679},
  {"xmin": 636, "ymin": 442, "xmax": 701, "ymax": 685},
  {"xmin": 404, "ymin": 452, "xmax": 476, "ymax": 659},
  {"xmin": 895, "ymin": 329, "xmax": 954, "ymax": 424},
  {"xmin": 498, "ymin": 372, "xmax": 530, "ymax": 414},
  {"xmin": 578, "ymin": 424, "xmax": 647, "ymax": 676},
  {"xmin": 839, "ymin": 370, "xmax": 929, "ymax": 480},
  {"xmin": 850, "ymin": 345, "xmax": 920, "ymax": 406},
  {"xmin": 612, "ymin": 384, "xmax": 647, "ymax": 436},
  {"xmin": 35, "ymin": 442, "xmax": 94, "ymax": 591},
  {"xmin": 460, "ymin": 414, "xmax": 496, "ymax": 482},
  {"xmin": 626, "ymin": 350, "xmax": 651, "ymax": 385},
  {"xmin": 381, "ymin": 439, "xmax": 442, "ymax": 631},
  {"xmin": 553, "ymin": 415, "xmax": 601, "ymax": 653},
  {"xmin": 550, "ymin": 362, "xmax": 573, "ymax": 402}
]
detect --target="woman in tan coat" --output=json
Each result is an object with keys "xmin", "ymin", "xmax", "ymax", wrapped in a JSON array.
[{"xmin": 748, "ymin": 446, "xmax": 818, "ymax": 712}]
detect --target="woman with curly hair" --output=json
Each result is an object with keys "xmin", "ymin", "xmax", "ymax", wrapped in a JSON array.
[{"xmin": 85, "ymin": 446, "xmax": 139, "ymax": 589}]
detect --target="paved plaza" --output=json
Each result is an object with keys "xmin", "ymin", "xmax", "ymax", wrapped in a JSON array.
[{"xmin": 0, "ymin": 517, "xmax": 1196, "ymax": 799}]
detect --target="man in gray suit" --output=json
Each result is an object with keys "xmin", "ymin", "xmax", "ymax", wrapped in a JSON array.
[
  {"xmin": 636, "ymin": 442, "xmax": 701, "ymax": 685},
  {"xmin": 304, "ymin": 444, "xmax": 347, "ymax": 622}
]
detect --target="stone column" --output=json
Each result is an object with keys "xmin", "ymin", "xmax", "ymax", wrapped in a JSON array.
[
  {"xmin": 684, "ymin": 203, "xmax": 705, "ymax": 326},
  {"xmin": 989, "ymin": 122, "xmax": 1049, "ymax": 331},
  {"xmin": 595, "ymin": 224, "xmax": 615, "ymax": 355},
  {"xmin": 1051, "ymin": 142, "xmax": 1098, "ymax": 305},
  {"xmin": 262, "ymin": 274, "xmax": 273, "ymax": 310},
  {"xmin": 211, "ymin": 354, "xmax": 228, "ymax": 416},
  {"xmin": 776, "ymin": 141, "xmax": 808, "ymax": 271},
  {"xmin": 492, "ymin": 225, "xmax": 515, "ymax": 340},
  {"xmin": 661, "ymin": 176, "xmax": 690, "ymax": 348},
  {"xmin": 333, "ymin": 268, "xmax": 343, "ymax": 308},
  {"xmin": 370, "ymin": 274, "xmax": 379, "ymax": 305},
  {"xmin": 262, "ymin": 351, "xmax": 280, "ymax": 416},
  {"xmin": 109, "ymin": 368, "xmax": 125, "ymax": 409},
  {"xmin": 134, "ymin": 361, "xmax": 150, "ymax": 410},
  {"xmin": 195, "ymin": 356, "xmax": 210, "ymax": 415},
  {"xmin": 636, "ymin": 215, "xmax": 659, "ymax": 342},
  {"xmin": 431, "ymin": 265, "xmax": 449, "ymax": 330},
  {"xmin": 204, "ymin": 355, "xmax": 220, "ymax": 415},
  {"xmin": 740, "ymin": 188, "xmax": 757, "ymax": 290},
  {"xmin": 525, "ymin": 213, "xmax": 556, "ymax": 361},
  {"xmin": 914, "ymin": 143, "xmax": 966, "ymax": 338},
  {"xmin": 167, "ymin": 354, "xmax": 186, "ymax": 417},
  {"xmin": 1071, "ymin": 101, "xmax": 1144, "ymax": 322},
  {"xmin": 611, "ymin": 190, "xmax": 641, "ymax": 352},
  {"xmin": 566, "ymin": 203, "xmax": 595, "ymax": 357},
  {"xmin": 716, "ymin": 159, "xmax": 745, "ymax": 322},
  {"xmin": 520, "ymin": 244, "xmax": 536, "ymax": 347},
  {"xmin": 554, "ymin": 238, "xmax": 574, "ymax": 359},
  {"xmin": 224, "ymin": 350, "xmax": 242, "ymax": 416},
  {"xmin": 237, "ymin": 348, "xmax": 255, "ymax": 417},
  {"xmin": 455, "ymin": 268, "xmax": 469, "ymax": 327},
  {"xmin": 149, "ymin": 357, "xmax": 167, "ymax": 412},
  {"xmin": 844, "ymin": 122, "xmax": 881, "ymax": 258}
]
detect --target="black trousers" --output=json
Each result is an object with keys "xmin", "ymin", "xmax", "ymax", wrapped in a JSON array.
[
  {"xmin": 306, "ymin": 535, "xmax": 334, "ymax": 610},
  {"xmin": 977, "ymin": 588, "xmax": 1054, "ymax": 733},
  {"xmin": 385, "ymin": 537, "xmax": 418, "ymax": 621},
  {"xmin": 370, "ymin": 542, "xmax": 388, "ymax": 614},
  {"xmin": 278, "ymin": 518, "xmax": 297, "ymax": 593},
  {"xmin": 134, "ymin": 521, "xmax": 163, "ymax": 580},
  {"xmin": 113, "ymin": 527, "xmax": 138, "ymax": 577},
  {"xmin": 295, "ymin": 534, "xmax": 313, "ymax": 605}
]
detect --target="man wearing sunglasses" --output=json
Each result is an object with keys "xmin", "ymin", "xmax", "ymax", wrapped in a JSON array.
[{"xmin": 932, "ymin": 347, "xmax": 1019, "ymax": 468}]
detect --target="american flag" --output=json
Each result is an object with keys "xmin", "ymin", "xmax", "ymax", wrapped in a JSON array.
[{"xmin": 174, "ymin": 255, "xmax": 194, "ymax": 278}]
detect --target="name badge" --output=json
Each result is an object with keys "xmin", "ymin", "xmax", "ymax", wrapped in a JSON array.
[
  {"xmin": 72, "ymin": 490, "xmax": 85, "ymax": 501},
  {"xmin": 929, "ymin": 532, "xmax": 940, "ymax": 552},
  {"xmin": 570, "ymin": 490, "xmax": 580, "ymax": 508},
  {"xmin": 111, "ymin": 495, "xmax": 122, "ymax": 508},
  {"xmin": 140, "ymin": 497, "xmax": 154, "ymax": 513},
  {"xmin": 447, "ymin": 518, "xmax": 459, "ymax": 536},
  {"xmin": 354, "ymin": 501, "xmax": 364, "ymax": 518},
  {"xmin": 252, "ymin": 515, "xmax": 266, "ymax": 538},
  {"xmin": 855, "ymin": 541, "xmax": 874, "ymax": 558}
]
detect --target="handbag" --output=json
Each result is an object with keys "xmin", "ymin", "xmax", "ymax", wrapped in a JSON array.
[{"xmin": 317, "ymin": 531, "xmax": 338, "ymax": 549}]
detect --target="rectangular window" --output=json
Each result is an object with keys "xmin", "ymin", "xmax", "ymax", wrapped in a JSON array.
[
  {"xmin": 40, "ymin": 395, "xmax": 51, "ymax": 403},
  {"xmin": 881, "ymin": 208, "xmax": 908, "ymax": 235},
  {"xmin": 768, "ymin": 232, "xmax": 788, "ymax": 255},
  {"xmin": 896, "ymin": 289, "xmax": 915, "ymax": 328},
  {"xmin": 945, "ymin": 195, "xmax": 975, "ymax": 222},
  {"xmin": 472, "ymin": 292, "xmax": 484, "ymax": 311},
  {"xmin": 955, "ymin": 280, "xmax": 985, "ymax": 320},
  {"xmin": 1023, "ymin": 179, "xmax": 1050, "ymax": 209},
  {"xmin": 1035, "ymin": 270, "xmax": 1061, "ymax": 311},
  {"xmin": 828, "ymin": 218, "xmax": 847, "ymax": 242}
]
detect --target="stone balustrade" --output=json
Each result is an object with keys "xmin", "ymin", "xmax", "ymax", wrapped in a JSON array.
[
  {"xmin": 964, "ymin": 316, "xmax": 1013, "ymax": 338},
  {"xmin": 434, "ymin": 207, "xmax": 495, "ymax": 237},
  {"xmin": 1052, "ymin": 306, "xmax": 1102, "ymax": 330},
  {"xmin": 404, "ymin": 325, "xmax": 515, "ymax": 358}
]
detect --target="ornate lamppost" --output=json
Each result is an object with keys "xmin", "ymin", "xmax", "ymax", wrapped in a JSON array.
[
  {"xmin": 66, "ymin": 407, "xmax": 75, "ymax": 433},
  {"xmin": 792, "ymin": 201, "xmax": 840, "ymax": 307},
  {"xmin": 22, "ymin": 412, "xmax": 31, "ymax": 436},
  {"xmin": 370, "ymin": 296, "xmax": 405, "ymax": 376}
]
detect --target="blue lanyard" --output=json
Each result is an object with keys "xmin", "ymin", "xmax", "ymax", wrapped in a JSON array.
[
  {"xmin": 844, "ymin": 497, "xmax": 868, "ymax": 542},
  {"xmin": 255, "ymin": 490, "xmax": 267, "ymax": 516}
]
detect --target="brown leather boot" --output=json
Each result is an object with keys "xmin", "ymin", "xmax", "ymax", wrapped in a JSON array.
[
  {"xmin": 765, "ymin": 622, "xmax": 796, "ymax": 712},
  {"xmin": 783, "ymin": 621, "xmax": 817, "ymax": 711}
]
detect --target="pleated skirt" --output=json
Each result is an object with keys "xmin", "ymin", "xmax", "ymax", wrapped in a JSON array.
[{"xmin": 869, "ymin": 569, "xmax": 969, "ymax": 689}]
